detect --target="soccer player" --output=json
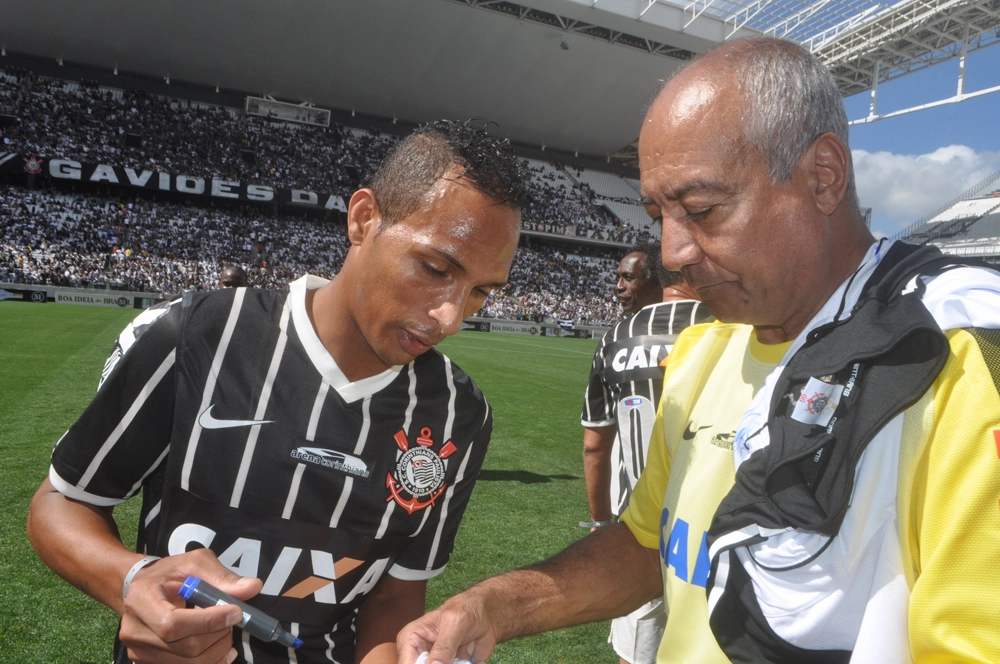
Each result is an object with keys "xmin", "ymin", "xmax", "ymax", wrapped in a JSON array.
[
  {"xmin": 219, "ymin": 265, "xmax": 249, "ymax": 289},
  {"xmin": 581, "ymin": 241, "xmax": 710, "ymax": 664},
  {"xmin": 397, "ymin": 39, "xmax": 1000, "ymax": 664},
  {"xmin": 27, "ymin": 120, "xmax": 527, "ymax": 664}
]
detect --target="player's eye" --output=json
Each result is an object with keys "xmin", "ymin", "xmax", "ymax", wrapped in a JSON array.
[{"xmin": 422, "ymin": 261, "xmax": 446, "ymax": 277}]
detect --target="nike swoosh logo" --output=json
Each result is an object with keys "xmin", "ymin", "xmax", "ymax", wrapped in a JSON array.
[
  {"xmin": 682, "ymin": 423, "xmax": 711, "ymax": 440},
  {"xmin": 199, "ymin": 405, "xmax": 274, "ymax": 430}
]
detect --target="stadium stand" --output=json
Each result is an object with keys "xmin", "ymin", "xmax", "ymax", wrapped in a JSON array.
[
  {"xmin": 480, "ymin": 247, "xmax": 619, "ymax": 325},
  {"xmin": 905, "ymin": 197, "xmax": 1000, "ymax": 244},
  {"xmin": 0, "ymin": 65, "xmax": 651, "ymax": 325},
  {"xmin": 900, "ymin": 190, "xmax": 1000, "ymax": 265},
  {"xmin": 595, "ymin": 200, "xmax": 658, "ymax": 239},
  {"xmin": 0, "ymin": 180, "xmax": 625, "ymax": 324},
  {"xmin": 623, "ymin": 177, "xmax": 643, "ymax": 198},
  {"xmin": 571, "ymin": 167, "xmax": 642, "ymax": 202},
  {"xmin": 954, "ymin": 209, "xmax": 1000, "ymax": 240}
]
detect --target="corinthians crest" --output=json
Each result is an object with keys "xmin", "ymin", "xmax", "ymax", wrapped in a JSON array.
[
  {"xmin": 387, "ymin": 426, "xmax": 457, "ymax": 514},
  {"xmin": 23, "ymin": 155, "xmax": 44, "ymax": 175}
]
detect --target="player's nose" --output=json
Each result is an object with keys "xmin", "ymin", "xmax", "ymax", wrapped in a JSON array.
[{"xmin": 429, "ymin": 297, "xmax": 464, "ymax": 338}]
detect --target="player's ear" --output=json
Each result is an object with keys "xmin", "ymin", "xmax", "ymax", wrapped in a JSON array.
[{"xmin": 346, "ymin": 189, "xmax": 381, "ymax": 246}]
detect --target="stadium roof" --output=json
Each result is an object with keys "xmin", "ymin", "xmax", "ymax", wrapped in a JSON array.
[{"xmin": 1, "ymin": 0, "xmax": 997, "ymax": 161}]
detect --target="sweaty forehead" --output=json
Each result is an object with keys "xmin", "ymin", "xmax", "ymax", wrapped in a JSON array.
[{"xmin": 618, "ymin": 253, "xmax": 644, "ymax": 273}]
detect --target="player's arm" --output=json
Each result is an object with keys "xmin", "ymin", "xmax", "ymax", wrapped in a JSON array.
[
  {"xmin": 28, "ymin": 479, "xmax": 257, "ymax": 663},
  {"xmin": 396, "ymin": 523, "xmax": 661, "ymax": 664},
  {"xmin": 356, "ymin": 577, "xmax": 427, "ymax": 664},
  {"xmin": 582, "ymin": 425, "xmax": 617, "ymax": 525},
  {"xmin": 581, "ymin": 335, "xmax": 616, "ymax": 527},
  {"xmin": 907, "ymin": 329, "xmax": 1000, "ymax": 662},
  {"xmin": 27, "ymin": 298, "xmax": 259, "ymax": 663}
]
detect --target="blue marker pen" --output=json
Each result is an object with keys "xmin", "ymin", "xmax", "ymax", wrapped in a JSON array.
[{"xmin": 178, "ymin": 576, "xmax": 303, "ymax": 649}]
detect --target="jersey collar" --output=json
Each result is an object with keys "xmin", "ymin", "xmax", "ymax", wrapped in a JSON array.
[{"xmin": 289, "ymin": 274, "xmax": 403, "ymax": 403}]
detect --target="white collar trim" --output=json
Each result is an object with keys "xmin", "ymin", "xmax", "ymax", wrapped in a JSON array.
[{"xmin": 289, "ymin": 274, "xmax": 403, "ymax": 404}]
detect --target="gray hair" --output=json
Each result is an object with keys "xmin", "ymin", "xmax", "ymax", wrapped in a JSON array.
[{"xmin": 673, "ymin": 38, "xmax": 859, "ymax": 209}]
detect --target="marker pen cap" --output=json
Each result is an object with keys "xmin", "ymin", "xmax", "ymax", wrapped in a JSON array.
[{"xmin": 179, "ymin": 576, "xmax": 201, "ymax": 601}]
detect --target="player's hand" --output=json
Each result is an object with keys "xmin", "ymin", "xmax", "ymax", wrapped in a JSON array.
[
  {"xmin": 396, "ymin": 591, "xmax": 499, "ymax": 664},
  {"xmin": 119, "ymin": 548, "xmax": 263, "ymax": 663}
]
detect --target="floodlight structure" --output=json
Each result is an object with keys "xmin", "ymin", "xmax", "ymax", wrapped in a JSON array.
[
  {"xmin": 811, "ymin": 0, "xmax": 1000, "ymax": 124},
  {"xmin": 628, "ymin": 0, "xmax": 1000, "ymax": 124},
  {"xmin": 454, "ymin": 0, "xmax": 999, "ymax": 160}
]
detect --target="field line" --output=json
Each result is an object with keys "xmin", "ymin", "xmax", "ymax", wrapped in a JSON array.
[{"xmin": 455, "ymin": 336, "xmax": 597, "ymax": 355}]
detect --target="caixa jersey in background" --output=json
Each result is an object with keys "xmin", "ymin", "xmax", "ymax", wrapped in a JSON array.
[{"xmin": 582, "ymin": 299, "xmax": 713, "ymax": 516}]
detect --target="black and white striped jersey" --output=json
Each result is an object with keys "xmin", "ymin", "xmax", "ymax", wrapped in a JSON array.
[
  {"xmin": 98, "ymin": 297, "xmax": 177, "ymax": 390},
  {"xmin": 581, "ymin": 300, "xmax": 712, "ymax": 516},
  {"xmin": 50, "ymin": 275, "xmax": 493, "ymax": 664}
]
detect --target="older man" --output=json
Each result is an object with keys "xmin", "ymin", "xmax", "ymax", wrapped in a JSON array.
[{"xmin": 397, "ymin": 38, "xmax": 1000, "ymax": 664}]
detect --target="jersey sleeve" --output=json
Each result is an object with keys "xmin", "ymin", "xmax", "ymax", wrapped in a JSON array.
[
  {"xmin": 98, "ymin": 299, "xmax": 176, "ymax": 390},
  {"xmin": 581, "ymin": 331, "xmax": 615, "ymax": 427},
  {"xmin": 49, "ymin": 303, "xmax": 182, "ymax": 506},
  {"xmin": 905, "ymin": 328, "xmax": 1000, "ymax": 663},
  {"xmin": 388, "ymin": 403, "xmax": 494, "ymax": 581}
]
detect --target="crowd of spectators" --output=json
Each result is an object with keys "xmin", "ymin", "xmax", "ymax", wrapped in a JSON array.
[
  {"xmin": 0, "ymin": 67, "xmax": 645, "ymax": 232},
  {"xmin": 0, "ymin": 66, "xmax": 650, "ymax": 325},
  {"xmin": 0, "ymin": 184, "xmax": 345, "ymax": 292},
  {"xmin": 479, "ymin": 246, "xmax": 619, "ymax": 326},
  {"xmin": 1, "ymin": 72, "xmax": 398, "ymax": 194},
  {"xmin": 0, "ymin": 185, "xmax": 628, "ymax": 325}
]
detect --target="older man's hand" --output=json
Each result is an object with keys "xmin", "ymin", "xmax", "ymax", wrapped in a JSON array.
[{"xmin": 397, "ymin": 588, "xmax": 500, "ymax": 664}]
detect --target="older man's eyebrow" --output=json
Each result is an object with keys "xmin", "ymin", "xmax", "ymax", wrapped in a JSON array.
[{"xmin": 644, "ymin": 179, "xmax": 733, "ymax": 202}]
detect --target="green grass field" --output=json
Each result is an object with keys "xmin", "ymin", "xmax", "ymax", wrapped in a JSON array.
[{"xmin": 0, "ymin": 301, "xmax": 614, "ymax": 663}]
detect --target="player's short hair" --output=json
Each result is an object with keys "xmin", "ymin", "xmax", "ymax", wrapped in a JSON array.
[
  {"xmin": 366, "ymin": 120, "xmax": 529, "ymax": 229},
  {"xmin": 219, "ymin": 264, "xmax": 249, "ymax": 287},
  {"xmin": 631, "ymin": 240, "xmax": 678, "ymax": 288}
]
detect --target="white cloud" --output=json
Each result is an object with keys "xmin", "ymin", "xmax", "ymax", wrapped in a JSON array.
[{"xmin": 852, "ymin": 145, "xmax": 1000, "ymax": 236}]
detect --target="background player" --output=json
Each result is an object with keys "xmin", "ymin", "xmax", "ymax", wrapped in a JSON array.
[
  {"xmin": 99, "ymin": 264, "xmax": 250, "ymax": 390},
  {"xmin": 580, "ymin": 241, "xmax": 710, "ymax": 664},
  {"xmin": 219, "ymin": 265, "xmax": 249, "ymax": 289},
  {"xmin": 27, "ymin": 120, "xmax": 527, "ymax": 664}
]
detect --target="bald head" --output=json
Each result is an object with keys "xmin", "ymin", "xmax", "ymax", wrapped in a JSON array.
[
  {"xmin": 219, "ymin": 265, "xmax": 249, "ymax": 289},
  {"xmin": 651, "ymin": 38, "xmax": 858, "ymax": 206},
  {"xmin": 638, "ymin": 37, "xmax": 874, "ymax": 343}
]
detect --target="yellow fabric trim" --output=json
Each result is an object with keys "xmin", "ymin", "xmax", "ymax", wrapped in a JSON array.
[
  {"xmin": 902, "ymin": 329, "xmax": 1000, "ymax": 663},
  {"xmin": 748, "ymin": 330, "xmax": 792, "ymax": 363}
]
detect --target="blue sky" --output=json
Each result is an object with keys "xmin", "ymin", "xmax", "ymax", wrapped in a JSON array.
[{"xmin": 842, "ymin": 44, "xmax": 1000, "ymax": 237}]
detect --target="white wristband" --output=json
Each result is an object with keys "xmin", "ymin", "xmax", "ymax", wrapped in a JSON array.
[{"xmin": 122, "ymin": 555, "xmax": 161, "ymax": 603}]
